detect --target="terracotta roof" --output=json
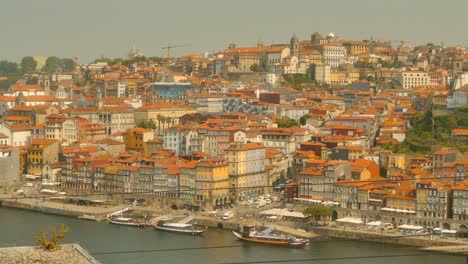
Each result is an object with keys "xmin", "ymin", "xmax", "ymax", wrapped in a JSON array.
[
  {"xmin": 452, "ymin": 129, "xmax": 468, "ymax": 136},
  {"xmin": 11, "ymin": 84, "xmax": 43, "ymax": 91}
]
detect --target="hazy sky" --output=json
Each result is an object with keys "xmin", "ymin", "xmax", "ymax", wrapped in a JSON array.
[{"xmin": 1, "ymin": 0, "xmax": 467, "ymax": 63}]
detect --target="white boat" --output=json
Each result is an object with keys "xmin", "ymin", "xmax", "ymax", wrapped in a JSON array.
[
  {"xmin": 153, "ymin": 222, "xmax": 205, "ymax": 235},
  {"xmin": 25, "ymin": 175, "xmax": 41, "ymax": 180},
  {"xmin": 42, "ymin": 181, "xmax": 61, "ymax": 186},
  {"xmin": 40, "ymin": 189, "xmax": 58, "ymax": 194},
  {"xmin": 109, "ymin": 217, "xmax": 144, "ymax": 227}
]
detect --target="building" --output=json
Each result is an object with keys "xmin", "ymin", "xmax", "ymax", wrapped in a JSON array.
[
  {"xmin": 27, "ymin": 139, "xmax": 59, "ymax": 176},
  {"xmin": 433, "ymin": 148, "xmax": 457, "ymax": 178},
  {"xmin": 452, "ymin": 182, "xmax": 468, "ymax": 221},
  {"xmin": 298, "ymin": 167, "xmax": 325, "ymax": 200},
  {"xmin": 134, "ymin": 102, "xmax": 196, "ymax": 136},
  {"xmin": 123, "ymin": 127, "xmax": 154, "ymax": 154},
  {"xmin": 163, "ymin": 125, "xmax": 197, "ymax": 156},
  {"xmin": 315, "ymin": 44, "xmax": 347, "ymax": 68},
  {"xmin": 416, "ymin": 180, "xmax": 451, "ymax": 219},
  {"xmin": 224, "ymin": 143, "xmax": 266, "ymax": 202},
  {"xmin": 0, "ymin": 123, "xmax": 31, "ymax": 147},
  {"xmin": 259, "ymin": 128, "xmax": 296, "ymax": 155},
  {"xmin": 146, "ymin": 82, "xmax": 192, "ymax": 102},
  {"xmin": 0, "ymin": 145, "xmax": 20, "ymax": 187},
  {"xmin": 399, "ymin": 71, "xmax": 430, "ymax": 89},
  {"xmin": 195, "ymin": 158, "xmax": 230, "ymax": 208},
  {"xmin": 310, "ymin": 63, "xmax": 331, "ymax": 84}
]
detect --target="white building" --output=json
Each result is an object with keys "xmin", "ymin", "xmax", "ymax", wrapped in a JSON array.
[
  {"xmin": 311, "ymin": 63, "xmax": 331, "ymax": 84},
  {"xmin": 266, "ymin": 73, "xmax": 277, "ymax": 86},
  {"xmin": 452, "ymin": 73, "xmax": 468, "ymax": 90},
  {"xmin": 318, "ymin": 44, "xmax": 347, "ymax": 68},
  {"xmin": 117, "ymin": 82, "xmax": 127, "ymax": 98},
  {"xmin": 0, "ymin": 123, "xmax": 31, "ymax": 147},
  {"xmin": 399, "ymin": 71, "xmax": 430, "ymax": 89},
  {"xmin": 447, "ymin": 85, "xmax": 468, "ymax": 109}
]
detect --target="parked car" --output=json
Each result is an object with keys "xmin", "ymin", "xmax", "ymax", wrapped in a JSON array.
[
  {"xmin": 24, "ymin": 183, "xmax": 33, "ymax": 187},
  {"xmin": 245, "ymin": 200, "xmax": 253, "ymax": 206},
  {"xmin": 265, "ymin": 199, "xmax": 271, "ymax": 204},
  {"xmin": 222, "ymin": 211, "xmax": 234, "ymax": 220}
]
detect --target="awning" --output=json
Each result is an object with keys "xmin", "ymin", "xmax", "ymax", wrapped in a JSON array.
[
  {"xmin": 398, "ymin": 224, "xmax": 423, "ymax": 230},
  {"xmin": 336, "ymin": 217, "xmax": 363, "ymax": 224},
  {"xmin": 367, "ymin": 221, "xmax": 382, "ymax": 226}
]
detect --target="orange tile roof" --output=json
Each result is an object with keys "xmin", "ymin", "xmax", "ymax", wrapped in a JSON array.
[{"xmin": 452, "ymin": 129, "xmax": 468, "ymax": 136}]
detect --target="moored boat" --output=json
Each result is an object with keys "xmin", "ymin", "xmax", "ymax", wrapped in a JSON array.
[
  {"xmin": 153, "ymin": 221, "xmax": 205, "ymax": 235},
  {"xmin": 109, "ymin": 217, "xmax": 144, "ymax": 227},
  {"xmin": 232, "ymin": 225, "xmax": 309, "ymax": 248}
]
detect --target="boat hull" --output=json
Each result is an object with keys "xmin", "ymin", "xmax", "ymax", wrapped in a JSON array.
[
  {"xmin": 109, "ymin": 220, "xmax": 144, "ymax": 227},
  {"xmin": 154, "ymin": 225, "xmax": 205, "ymax": 235},
  {"xmin": 232, "ymin": 231, "xmax": 308, "ymax": 248}
]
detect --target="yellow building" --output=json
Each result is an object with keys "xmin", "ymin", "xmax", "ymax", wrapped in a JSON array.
[
  {"xmin": 123, "ymin": 127, "xmax": 154, "ymax": 154},
  {"xmin": 342, "ymin": 40, "xmax": 369, "ymax": 55},
  {"xmin": 385, "ymin": 194, "xmax": 416, "ymax": 211},
  {"xmin": 27, "ymin": 139, "xmax": 59, "ymax": 175},
  {"xmin": 330, "ymin": 71, "xmax": 346, "ymax": 84},
  {"xmin": 224, "ymin": 143, "xmax": 266, "ymax": 202},
  {"xmin": 134, "ymin": 102, "xmax": 196, "ymax": 135},
  {"xmin": 196, "ymin": 157, "xmax": 230, "ymax": 208},
  {"xmin": 346, "ymin": 72, "xmax": 360, "ymax": 83}
]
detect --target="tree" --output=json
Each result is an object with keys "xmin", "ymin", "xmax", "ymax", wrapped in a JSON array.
[
  {"xmin": 303, "ymin": 205, "xmax": 332, "ymax": 224},
  {"xmin": 20, "ymin": 56, "xmax": 37, "ymax": 74},
  {"xmin": 0, "ymin": 60, "xmax": 18, "ymax": 75},
  {"xmin": 36, "ymin": 224, "xmax": 69, "ymax": 251},
  {"xmin": 276, "ymin": 118, "xmax": 300, "ymax": 128},
  {"xmin": 249, "ymin": 63, "xmax": 259, "ymax": 72},
  {"xmin": 59, "ymin": 58, "xmax": 76, "ymax": 72},
  {"xmin": 43, "ymin": 56, "xmax": 61, "ymax": 72},
  {"xmin": 299, "ymin": 114, "xmax": 310, "ymax": 126}
]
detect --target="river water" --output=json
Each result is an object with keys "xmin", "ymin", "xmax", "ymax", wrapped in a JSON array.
[{"xmin": 0, "ymin": 207, "xmax": 465, "ymax": 264}]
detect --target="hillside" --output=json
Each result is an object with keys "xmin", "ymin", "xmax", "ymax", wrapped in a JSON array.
[{"xmin": 383, "ymin": 110, "xmax": 468, "ymax": 154}]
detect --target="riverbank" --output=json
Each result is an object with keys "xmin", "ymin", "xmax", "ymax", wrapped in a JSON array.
[
  {"xmin": 311, "ymin": 226, "xmax": 466, "ymax": 248},
  {"xmin": 0, "ymin": 198, "xmax": 126, "ymax": 219},
  {"xmin": 2, "ymin": 198, "xmax": 467, "ymax": 254}
]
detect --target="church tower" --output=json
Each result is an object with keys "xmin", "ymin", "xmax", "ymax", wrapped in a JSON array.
[
  {"xmin": 15, "ymin": 92, "xmax": 25, "ymax": 106},
  {"xmin": 452, "ymin": 54, "xmax": 463, "ymax": 76},
  {"xmin": 290, "ymin": 34, "xmax": 299, "ymax": 56},
  {"xmin": 94, "ymin": 88, "xmax": 104, "ymax": 109},
  {"xmin": 257, "ymin": 38, "xmax": 264, "ymax": 47}
]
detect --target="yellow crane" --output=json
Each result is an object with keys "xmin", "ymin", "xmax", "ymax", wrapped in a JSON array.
[{"xmin": 161, "ymin": 44, "xmax": 190, "ymax": 61}]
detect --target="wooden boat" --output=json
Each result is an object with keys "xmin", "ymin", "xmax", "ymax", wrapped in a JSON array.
[
  {"xmin": 232, "ymin": 225, "xmax": 309, "ymax": 248},
  {"xmin": 153, "ymin": 221, "xmax": 205, "ymax": 235},
  {"xmin": 109, "ymin": 217, "xmax": 144, "ymax": 227}
]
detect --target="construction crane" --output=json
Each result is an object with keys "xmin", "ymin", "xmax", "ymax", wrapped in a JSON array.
[{"xmin": 161, "ymin": 44, "xmax": 190, "ymax": 61}]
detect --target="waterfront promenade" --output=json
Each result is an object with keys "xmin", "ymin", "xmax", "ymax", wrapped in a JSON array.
[{"xmin": 1, "ymin": 196, "xmax": 468, "ymax": 255}]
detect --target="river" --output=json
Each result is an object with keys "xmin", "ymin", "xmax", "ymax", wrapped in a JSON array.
[{"xmin": 0, "ymin": 207, "xmax": 465, "ymax": 264}]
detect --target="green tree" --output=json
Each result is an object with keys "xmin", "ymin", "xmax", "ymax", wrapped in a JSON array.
[
  {"xmin": 42, "ymin": 56, "xmax": 61, "ymax": 72},
  {"xmin": 249, "ymin": 63, "xmax": 259, "ymax": 72},
  {"xmin": 59, "ymin": 58, "xmax": 76, "ymax": 72},
  {"xmin": 276, "ymin": 118, "xmax": 300, "ymax": 128},
  {"xmin": 0, "ymin": 61, "xmax": 19, "ymax": 75},
  {"xmin": 299, "ymin": 114, "xmax": 310, "ymax": 126},
  {"xmin": 303, "ymin": 205, "xmax": 332, "ymax": 224},
  {"xmin": 20, "ymin": 56, "xmax": 37, "ymax": 74}
]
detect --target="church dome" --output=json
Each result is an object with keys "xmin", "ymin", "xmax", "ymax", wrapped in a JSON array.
[{"xmin": 327, "ymin": 32, "xmax": 335, "ymax": 38}]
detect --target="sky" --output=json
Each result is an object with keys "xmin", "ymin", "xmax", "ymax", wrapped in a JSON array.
[{"xmin": 1, "ymin": 0, "xmax": 467, "ymax": 63}]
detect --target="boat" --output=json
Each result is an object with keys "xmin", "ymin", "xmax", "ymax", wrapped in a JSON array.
[
  {"xmin": 78, "ymin": 214, "xmax": 102, "ymax": 222},
  {"xmin": 232, "ymin": 225, "xmax": 309, "ymax": 248},
  {"xmin": 109, "ymin": 217, "xmax": 144, "ymax": 227},
  {"xmin": 152, "ymin": 221, "xmax": 205, "ymax": 235}
]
